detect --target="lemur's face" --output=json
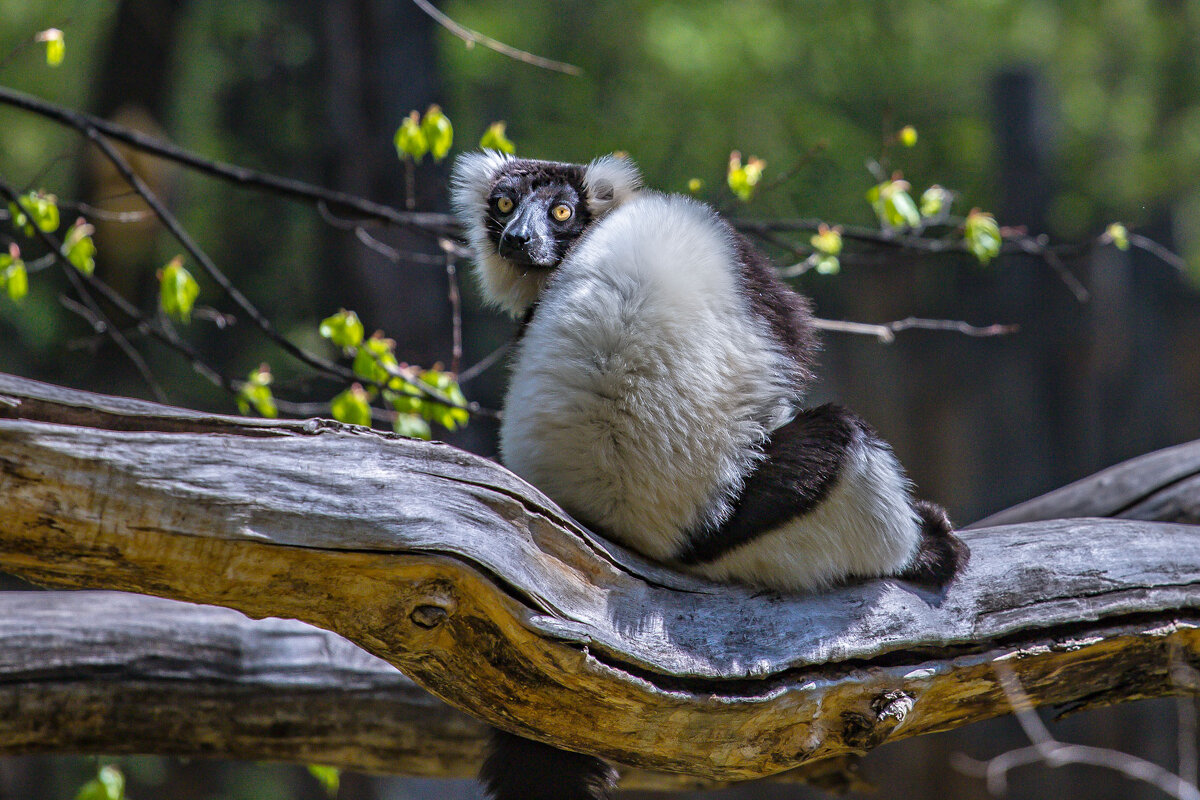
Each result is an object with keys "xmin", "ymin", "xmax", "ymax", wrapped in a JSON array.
[
  {"xmin": 451, "ymin": 152, "xmax": 643, "ymax": 316},
  {"xmin": 484, "ymin": 163, "xmax": 592, "ymax": 270}
]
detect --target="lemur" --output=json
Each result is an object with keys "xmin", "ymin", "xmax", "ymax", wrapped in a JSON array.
[{"xmin": 451, "ymin": 151, "xmax": 969, "ymax": 800}]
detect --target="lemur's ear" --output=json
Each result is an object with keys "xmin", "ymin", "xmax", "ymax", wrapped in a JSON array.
[
  {"xmin": 450, "ymin": 150, "xmax": 513, "ymax": 217},
  {"xmin": 582, "ymin": 155, "xmax": 642, "ymax": 217}
]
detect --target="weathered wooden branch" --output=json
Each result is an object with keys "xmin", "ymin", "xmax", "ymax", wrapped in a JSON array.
[
  {"xmin": 0, "ymin": 590, "xmax": 859, "ymax": 791},
  {"xmin": 2, "ymin": 372, "xmax": 1199, "ymax": 781}
]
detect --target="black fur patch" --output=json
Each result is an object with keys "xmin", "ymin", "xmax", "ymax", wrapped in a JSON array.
[
  {"xmin": 897, "ymin": 500, "xmax": 970, "ymax": 589},
  {"xmin": 484, "ymin": 161, "xmax": 595, "ymax": 269},
  {"xmin": 481, "ymin": 729, "xmax": 617, "ymax": 800},
  {"xmin": 728, "ymin": 228, "xmax": 818, "ymax": 389},
  {"xmin": 675, "ymin": 404, "xmax": 860, "ymax": 565}
]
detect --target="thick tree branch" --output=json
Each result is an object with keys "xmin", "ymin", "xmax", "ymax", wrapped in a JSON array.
[
  {"xmin": 1, "ymin": 372, "xmax": 1199, "ymax": 781},
  {"xmin": 0, "ymin": 590, "xmax": 857, "ymax": 791}
]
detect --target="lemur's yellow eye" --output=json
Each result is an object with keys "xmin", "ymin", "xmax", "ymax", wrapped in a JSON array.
[
  {"xmin": 495, "ymin": 197, "xmax": 514, "ymax": 214},
  {"xmin": 551, "ymin": 204, "xmax": 573, "ymax": 222}
]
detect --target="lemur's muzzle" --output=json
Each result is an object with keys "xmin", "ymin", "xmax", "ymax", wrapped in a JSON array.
[{"xmin": 499, "ymin": 202, "xmax": 556, "ymax": 267}]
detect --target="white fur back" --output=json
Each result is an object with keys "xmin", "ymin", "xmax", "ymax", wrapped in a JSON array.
[
  {"xmin": 687, "ymin": 433, "xmax": 923, "ymax": 591},
  {"xmin": 500, "ymin": 193, "xmax": 798, "ymax": 560}
]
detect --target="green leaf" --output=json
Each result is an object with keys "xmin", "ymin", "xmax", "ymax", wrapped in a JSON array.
[
  {"xmin": 0, "ymin": 247, "xmax": 27, "ymax": 302},
  {"xmin": 814, "ymin": 254, "xmax": 841, "ymax": 275},
  {"xmin": 36, "ymin": 28, "xmax": 65, "ymax": 66},
  {"xmin": 809, "ymin": 224, "xmax": 842, "ymax": 256},
  {"xmin": 1106, "ymin": 222, "xmax": 1130, "ymax": 251},
  {"xmin": 393, "ymin": 413, "xmax": 432, "ymax": 440},
  {"xmin": 307, "ymin": 765, "xmax": 341, "ymax": 798},
  {"xmin": 479, "ymin": 121, "xmax": 516, "ymax": 154},
  {"xmin": 394, "ymin": 111, "xmax": 428, "ymax": 162},
  {"xmin": 9, "ymin": 191, "xmax": 60, "ymax": 236},
  {"xmin": 868, "ymin": 180, "xmax": 920, "ymax": 230},
  {"xmin": 726, "ymin": 151, "xmax": 765, "ymax": 202},
  {"xmin": 420, "ymin": 105, "xmax": 454, "ymax": 162},
  {"xmin": 418, "ymin": 369, "xmax": 470, "ymax": 430},
  {"xmin": 964, "ymin": 208, "xmax": 1002, "ymax": 265},
  {"xmin": 75, "ymin": 765, "xmax": 125, "ymax": 800},
  {"xmin": 919, "ymin": 185, "xmax": 952, "ymax": 218},
  {"xmin": 237, "ymin": 364, "xmax": 278, "ymax": 418},
  {"xmin": 158, "ymin": 256, "xmax": 200, "ymax": 322},
  {"xmin": 351, "ymin": 333, "xmax": 398, "ymax": 385},
  {"xmin": 319, "ymin": 309, "xmax": 365, "ymax": 350},
  {"xmin": 62, "ymin": 220, "xmax": 97, "ymax": 275},
  {"xmin": 330, "ymin": 384, "xmax": 372, "ymax": 426},
  {"xmin": 384, "ymin": 388, "xmax": 422, "ymax": 415}
]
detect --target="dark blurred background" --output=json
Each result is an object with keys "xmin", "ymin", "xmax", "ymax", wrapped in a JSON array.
[{"xmin": 1, "ymin": 1, "xmax": 1199, "ymax": 798}]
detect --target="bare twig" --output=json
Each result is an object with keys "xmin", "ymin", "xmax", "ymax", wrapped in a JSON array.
[
  {"xmin": 0, "ymin": 85, "xmax": 457, "ymax": 238},
  {"xmin": 410, "ymin": 0, "xmax": 582, "ymax": 76},
  {"xmin": 1131, "ymin": 233, "xmax": 1190, "ymax": 273},
  {"xmin": 444, "ymin": 244, "xmax": 463, "ymax": 375},
  {"xmin": 951, "ymin": 661, "xmax": 1200, "ymax": 800},
  {"xmin": 739, "ymin": 218, "xmax": 1098, "ymax": 301},
  {"xmin": 1010, "ymin": 235, "xmax": 1090, "ymax": 302},
  {"xmin": 812, "ymin": 316, "xmax": 1019, "ymax": 344},
  {"xmin": 55, "ymin": 245, "xmax": 168, "ymax": 403},
  {"xmin": 457, "ymin": 341, "xmax": 511, "ymax": 384},
  {"xmin": 80, "ymin": 126, "xmax": 366, "ymax": 387}
]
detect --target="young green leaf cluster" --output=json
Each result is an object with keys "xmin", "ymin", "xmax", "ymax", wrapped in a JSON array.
[
  {"xmin": 318, "ymin": 309, "xmax": 470, "ymax": 439},
  {"xmin": 394, "ymin": 105, "xmax": 455, "ymax": 163}
]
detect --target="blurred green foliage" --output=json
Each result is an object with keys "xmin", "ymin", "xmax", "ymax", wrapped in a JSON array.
[{"xmin": 440, "ymin": 0, "xmax": 1200, "ymax": 261}]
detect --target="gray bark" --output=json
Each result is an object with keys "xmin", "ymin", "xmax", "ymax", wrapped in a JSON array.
[{"xmin": 1, "ymin": 372, "xmax": 1198, "ymax": 781}]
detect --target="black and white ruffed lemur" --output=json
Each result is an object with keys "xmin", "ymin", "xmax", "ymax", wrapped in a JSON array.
[{"xmin": 450, "ymin": 151, "xmax": 969, "ymax": 800}]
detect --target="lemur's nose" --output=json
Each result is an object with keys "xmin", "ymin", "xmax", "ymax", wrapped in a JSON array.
[{"xmin": 501, "ymin": 229, "xmax": 529, "ymax": 248}]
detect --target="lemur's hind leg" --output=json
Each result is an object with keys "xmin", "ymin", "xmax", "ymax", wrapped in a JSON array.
[{"xmin": 676, "ymin": 404, "xmax": 969, "ymax": 591}]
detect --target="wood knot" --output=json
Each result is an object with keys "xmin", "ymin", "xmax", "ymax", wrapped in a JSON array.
[
  {"xmin": 872, "ymin": 690, "xmax": 914, "ymax": 726},
  {"xmin": 841, "ymin": 691, "xmax": 915, "ymax": 750},
  {"xmin": 409, "ymin": 604, "xmax": 450, "ymax": 629}
]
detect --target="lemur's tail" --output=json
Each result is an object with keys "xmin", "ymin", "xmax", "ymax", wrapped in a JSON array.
[{"xmin": 898, "ymin": 501, "xmax": 970, "ymax": 589}]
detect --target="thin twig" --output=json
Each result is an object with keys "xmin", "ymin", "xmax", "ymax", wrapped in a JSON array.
[
  {"xmin": 1010, "ymin": 235, "xmax": 1090, "ymax": 302},
  {"xmin": 1172, "ymin": 644, "xmax": 1200, "ymax": 788},
  {"xmin": 80, "ymin": 125, "xmax": 366, "ymax": 387},
  {"xmin": 444, "ymin": 245, "xmax": 463, "ymax": 375},
  {"xmin": 410, "ymin": 0, "xmax": 582, "ymax": 76},
  {"xmin": 354, "ymin": 226, "xmax": 402, "ymax": 262},
  {"xmin": 0, "ymin": 86, "xmax": 457, "ymax": 237},
  {"xmin": 739, "ymin": 218, "xmax": 1098, "ymax": 301},
  {"xmin": 1130, "ymin": 233, "xmax": 1190, "ymax": 272},
  {"xmin": 754, "ymin": 140, "xmax": 828, "ymax": 198},
  {"xmin": 316, "ymin": 200, "xmax": 470, "ymax": 263},
  {"xmin": 950, "ymin": 661, "xmax": 1200, "ymax": 800},
  {"xmin": 55, "ymin": 247, "xmax": 168, "ymax": 403},
  {"xmin": 457, "ymin": 341, "xmax": 511, "ymax": 384},
  {"xmin": 812, "ymin": 316, "xmax": 1019, "ymax": 344},
  {"xmin": 64, "ymin": 200, "xmax": 155, "ymax": 223},
  {"xmin": 1, "ymin": 181, "xmax": 165, "ymax": 402}
]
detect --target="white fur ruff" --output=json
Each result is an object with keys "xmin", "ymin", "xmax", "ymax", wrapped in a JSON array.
[{"xmin": 500, "ymin": 193, "xmax": 798, "ymax": 561}]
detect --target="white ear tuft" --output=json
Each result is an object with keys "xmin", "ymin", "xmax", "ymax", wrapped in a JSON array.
[
  {"xmin": 582, "ymin": 154, "xmax": 642, "ymax": 217},
  {"xmin": 449, "ymin": 150, "xmax": 512, "ymax": 219}
]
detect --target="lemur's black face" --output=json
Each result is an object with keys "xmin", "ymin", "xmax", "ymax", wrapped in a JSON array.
[{"xmin": 485, "ymin": 162, "xmax": 593, "ymax": 269}]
